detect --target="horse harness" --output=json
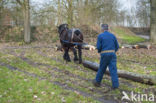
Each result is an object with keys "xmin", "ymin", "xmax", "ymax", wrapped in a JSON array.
[
  {"xmin": 59, "ymin": 28, "xmax": 86, "ymax": 46},
  {"xmin": 59, "ymin": 28, "xmax": 68, "ymax": 38},
  {"xmin": 71, "ymin": 28, "xmax": 75, "ymax": 42}
]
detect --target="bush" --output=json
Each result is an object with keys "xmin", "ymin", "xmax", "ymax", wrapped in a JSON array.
[{"xmin": 0, "ymin": 26, "xmax": 23, "ymax": 42}]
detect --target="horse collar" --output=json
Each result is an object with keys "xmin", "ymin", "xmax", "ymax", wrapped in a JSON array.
[{"xmin": 71, "ymin": 29, "xmax": 75, "ymax": 42}]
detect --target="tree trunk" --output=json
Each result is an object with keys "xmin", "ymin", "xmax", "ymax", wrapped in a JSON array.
[
  {"xmin": 23, "ymin": 0, "xmax": 30, "ymax": 43},
  {"xmin": 150, "ymin": 0, "xmax": 156, "ymax": 43},
  {"xmin": 67, "ymin": 0, "xmax": 73, "ymax": 28},
  {"xmin": 57, "ymin": 0, "xmax": 62, "ymax": 25},
  {"xmin": 82, "ymin": 60, "xmax": 156, "ymax": 85}
]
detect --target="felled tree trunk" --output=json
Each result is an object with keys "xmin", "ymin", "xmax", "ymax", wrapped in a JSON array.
[
  {"xmin": 121, "ymin": 44, "xmax": 151, "ymax": 49},
  {"xmin": 82, "ymin": 60, "xmax": 156, "ymax": 85},
  {"xmin": 82, "ymin": 44, "xmax": 96, "ymax": 50},
  {"xmin": 56, "ymin": 44, "xmax": 96, "ymax": 51}
]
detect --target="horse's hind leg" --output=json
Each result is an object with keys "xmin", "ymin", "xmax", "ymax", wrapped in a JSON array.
[
  {"xmin": 78, "ymin": 45, "xmax": 82, "ymax": 64},
  {"xmin": 71, "ymin": 47, "xmax": 78, "ymax": 62}
]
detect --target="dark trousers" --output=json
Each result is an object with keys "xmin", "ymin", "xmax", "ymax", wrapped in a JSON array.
[{"xmin": 95, "ymin": 53, "xmax": 119, "ymax": 88}]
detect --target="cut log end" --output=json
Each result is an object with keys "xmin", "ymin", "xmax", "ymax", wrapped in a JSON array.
[{"xmin": 82, "ymin": 44, "xmax": 96, "ymax": 51}]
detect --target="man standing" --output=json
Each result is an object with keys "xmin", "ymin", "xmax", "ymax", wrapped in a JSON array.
[{"xmin": 92, "ymin": 24, "xmax": 119, "ymax": 89}]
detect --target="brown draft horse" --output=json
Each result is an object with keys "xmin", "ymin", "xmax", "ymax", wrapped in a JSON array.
[{"xmin": 58, "ymin": 24, "xmax": 83, "ymax": 64}]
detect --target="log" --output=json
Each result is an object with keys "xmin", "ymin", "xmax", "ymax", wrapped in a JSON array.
[
  {"xmin": 82, "ymin": 44, "xmax": 96, "ymax": 51},
  {"xmin": 121, "ymin": 45, "xmax": 132, "ymax": 49},
  {"xmin": 135, "ymin": 44, "xmax": 152, "ymax": 50},
  {"xmin": 121, "ymin": 44, "xmax": 152, "ymax": 49},
  {"xmin": 56, "ymin": 44, "xmax": 96, "ymax": 51},
  {"xmin": 82, "ymin": 60, "xmax": 156, "ymax": 85}
]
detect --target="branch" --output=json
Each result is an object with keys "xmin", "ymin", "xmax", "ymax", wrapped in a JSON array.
[
  {"xmin": 62, "ymin": 0, "xmax": 68, "ymax": 9},
  {"xmin": 16, "ymin": 0, "xmax": 22, "ymax": 6}
]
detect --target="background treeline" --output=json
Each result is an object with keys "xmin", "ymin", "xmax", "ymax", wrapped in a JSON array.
[{"xmin": 0, "ymin": 0, "xmax": 152, "ymax": 42}]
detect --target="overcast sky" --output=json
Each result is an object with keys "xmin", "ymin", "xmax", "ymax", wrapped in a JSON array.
[{"xmin": 119, "ymin": 0, "xmax": 137, "ymax": 10}]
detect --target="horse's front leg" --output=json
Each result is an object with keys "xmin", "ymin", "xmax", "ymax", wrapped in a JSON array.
[
  {"xmin": 78, "ymin": 45, "xmax": 82, "ymax": 64},
  {"xmin": 71, "ymin": 47, "xmax": 78, "ymax": 62},
  {"xmin": 65, "ymin": 47, "xmax": 71, "ymax": 62},
  {"xmin": 63, "ymin": 47, "xmax": 66, "ymax": 60}
]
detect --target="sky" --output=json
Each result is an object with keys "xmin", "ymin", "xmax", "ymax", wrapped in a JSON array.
[{"xmin": 119, "ymin": 0, "xmax": 138, "ymax": 10}]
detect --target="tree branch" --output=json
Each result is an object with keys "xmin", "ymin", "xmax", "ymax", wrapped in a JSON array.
[{"xmin": 16, "ymin": 0, "xmax": 22, "ymax": 6}]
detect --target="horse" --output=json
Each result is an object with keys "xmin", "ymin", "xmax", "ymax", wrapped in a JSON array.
[{"xmin": 58, "ymin": 24, "xmax": 83, "ymax": 64}]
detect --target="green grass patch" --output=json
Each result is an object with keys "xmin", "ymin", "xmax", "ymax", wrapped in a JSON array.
[
  {"xmin": 24, "ymin": 50, "xmax": 96, "ymax": 80},
  {"xmin": 111, "ymin": 27, "xmax": 146, "ymax": 44},
  {"xmin": 0, "ymin": 52, "xmax": 50, "ymax": 78},
  {"xmin": 0, "ymin": 66, "xmax": 99, "ymax": 103}
]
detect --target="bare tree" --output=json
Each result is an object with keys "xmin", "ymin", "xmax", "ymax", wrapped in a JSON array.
[
  {"xmin": 136, "ymin": 0, "xmax": 150, "ymax": 27},
  {"xmin": 16, "ymin": 0, "xmax": 30, "ymax": 43},
  {"xmin": 0, "ymin": 0, "xmax": 7, "ymax": 25},
  {"xmin": 150, "ymin": 0, "xmax": 156, "ymax": 43},
  {"xmin": 66, "ymin": 0, "xmax": 74, "ymax": 27},
  {"xmin": 57, "ymin": 0, "xmax": 62, "ymax": 25}
]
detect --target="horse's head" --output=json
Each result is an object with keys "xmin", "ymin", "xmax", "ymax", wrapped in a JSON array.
[{"xmin": 57, "ymin": 24, "xmax": 69, "ymax": 35}]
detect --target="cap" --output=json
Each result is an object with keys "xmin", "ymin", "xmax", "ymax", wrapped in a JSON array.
[{"xmin": 101, "ymin": 24, "xmax": 108, "ymax": 30}]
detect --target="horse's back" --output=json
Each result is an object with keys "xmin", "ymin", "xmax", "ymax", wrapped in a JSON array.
[{"xmin": 59, "ymin": 26, "xmax": 83, "ymax": 47}]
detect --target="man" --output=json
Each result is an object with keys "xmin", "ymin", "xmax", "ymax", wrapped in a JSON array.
[{"xmin": 92, "ymin": 24, "xmax": 119, "ymax": 89}]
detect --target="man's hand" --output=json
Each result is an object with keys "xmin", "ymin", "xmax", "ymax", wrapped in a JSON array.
[{"xmin": 116, "ymin": 51, "xmax": 119, "ymax": 55}]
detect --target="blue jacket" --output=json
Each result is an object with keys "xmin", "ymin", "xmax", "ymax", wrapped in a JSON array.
[{"xmin": 96, "ymin": 31, "xmax": 119, "ymax": 53}]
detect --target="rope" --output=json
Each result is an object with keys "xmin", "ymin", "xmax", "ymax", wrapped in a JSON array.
[{"xmin": 60, "ymin": 39, "xmax": 87, "ymax": 46}]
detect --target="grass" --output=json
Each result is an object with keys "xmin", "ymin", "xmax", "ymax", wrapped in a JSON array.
[
  {"xmin": 0, "ymin": 50, "xmax": 103, "ymax": 102},
  {"xmin": 24, "ymin": 49, "xmax": 96, "ymax": 80},
  {"xmin": 0, "ymin": 47, "xmax": 155, "ymax": 103},
  {"xmin": 0, "ymin": 52, "xmax": 50, "ymax": 78},
  {"xmin": 0, "ymin": 66, "xmax": 99, "ymax": 103},
  {"xmin": 111, "ymin": 26, "xmax": 146, "ymax": 44}
]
